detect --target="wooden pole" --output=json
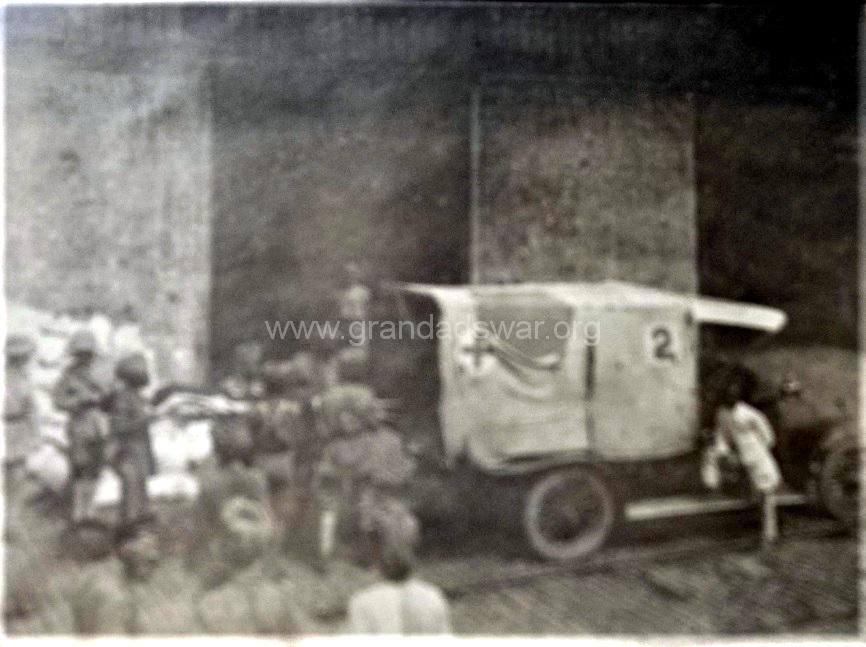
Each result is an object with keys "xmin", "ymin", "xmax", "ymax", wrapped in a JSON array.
[{"xmin": 470, "ymin": 85, "xmax": 481, "ymax": 284}]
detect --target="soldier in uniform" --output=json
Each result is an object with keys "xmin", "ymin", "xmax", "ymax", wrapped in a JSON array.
[
  {"xmin": 221, "ymin": 341, "xmax": 265, "ymax": 400},
  {"xmin": 249, "ymin": 360, "xmax": 313, "ymax": 547},
  {"xmin": 311, "ymin": 384, "xmax": 379, "ymax": 567},
  {"xmin": 339, "ymin": 262, "xmax": 372, "ymax": 355},
  {"xmin": 335, "ymin": 346, "xmax": 370, "ymax": 385},
  {"xmin": 53, "ymin": 330, "xmax": 109, "ymax": 523},
  {"xmin": 313, "ymin": 381, "xmax": 417, "ymax": 568},
  {"xmin": 5, "ymin": 334, "xmax": 41, "ymax": 526},
  {"xmin": 107, "ymin": 353, "xmax": 154, "ymax": 532},
  {"xmin": 5, "ymin": 335, "xmax": 40, "ymax": 484},
  {"xmin": 211, "ymin": 341, "xmax": 265, "ymax": 467},
  {"xmin": 353, "ymin": 422, "xmax": 416, "ymax": 567}
]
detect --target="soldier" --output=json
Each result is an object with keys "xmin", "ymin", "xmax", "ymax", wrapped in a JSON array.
[
  {"xmin": 221, "ymin": 341, "xmax": 265, "ymax": 400},
  {"xmin": 192, "ymin": 483, "xmax": 314, "ymax": 634},
  {"xmin": 253, "ymin": 360, "xmax": 306, "ymax": 457},
  {"xmin": 335, "ymin": 346, "xmax": 370, "ymax": 385},
  {"xmin": 53, "ymin": 330, "xmax": 109, "ymax": 523},
  {"xmin": 339, "ymin": 262, "xmax": 371, "ymax": 323},
  {"xmin": 250, "ymin": 360, "xmax": 312, "ymax": 546},
  {"xmin": 5, "ymin": 335, "xmax": 40, "ymax": 477},
  {"xmin": 282, "ymin": 351, "xmax": 319, "ymax": 401},
  {"xmin": 212, "ymin": 341, "xmax": 265, "ymax": 467},
  {"xmin": 313, "ymin": 383, "xmax": 417, "ymax": 568},
  {"xmin": 260, "ymin": 352, "xmax": 330, "ymax": 558},
  {"xmin": 111, "ymin": 303, "xmax": 159, "ymax": 395},
  {"xmin": 353, "ymin": 422, "xmax": 416, "ymax": 567},
  {"xmin": 211, "ymin": 342, "xmax": 265, "ymax": 467},
  {"xmin": 107, "ymin": 353, "xmax": 154, "ymax": 532},
  {"xmin": 339, "ymin": 262, "xmax": 372, "ymax": 355},
  {"xmin": 311, "ymin": 384, "xmax": 379, "ymax": 567}
]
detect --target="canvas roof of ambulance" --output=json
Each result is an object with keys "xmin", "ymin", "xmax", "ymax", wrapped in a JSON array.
[{"xmin": 398, "ymin": 280, "xmax": 787, "ymax": 334}]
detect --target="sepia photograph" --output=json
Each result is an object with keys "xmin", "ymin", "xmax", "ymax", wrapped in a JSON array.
[{"xmin": 2, "ymin": 1, "xmax": 862, "ymax": 638}]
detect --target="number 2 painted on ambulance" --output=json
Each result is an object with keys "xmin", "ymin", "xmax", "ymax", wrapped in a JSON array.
[{"xmin": 646, "ymin": 324, "xmax": 678, "ymax": 363}]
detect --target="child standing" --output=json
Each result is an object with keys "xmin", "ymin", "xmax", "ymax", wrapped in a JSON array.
[{"xmin": 107, "ymin": 353, "xmax": 153, "ymax": 531}]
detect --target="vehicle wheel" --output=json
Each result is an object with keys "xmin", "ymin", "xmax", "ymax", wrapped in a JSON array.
[
  {"xmin": 523, "ymin": 466, "xmax": 619, "ymax": 561},
  {"xmin": 818, "ymin": 436, "xmax": 859, "ymax": 530}
]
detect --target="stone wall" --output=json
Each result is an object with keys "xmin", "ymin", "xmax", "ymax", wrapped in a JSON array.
[
  {"xmin": 696, "ymin": 98, "xmax": 857, "ymax": 345},
  {"xmin": 5, "ymin": 7, "xmax": 213, "ymax": 381},
  {"xmin": 209, "ymin": 63, "xmax": 470, "ymax": 362},
  {"xmin": 479, "ymin": 83, "xmax": 696, "ymax": 290},
  {"xmin": 5, "ymin": 5, "xmax": 858, "ymax": 381}
]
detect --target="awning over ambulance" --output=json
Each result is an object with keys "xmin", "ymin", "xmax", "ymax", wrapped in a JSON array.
[
  {"xmin": 399, "ymin": 281, "xmax": 787, "ymax": 334},
  {"xmin": 689, "ymin": 296, "xmax": 787, "ymax": 333}
]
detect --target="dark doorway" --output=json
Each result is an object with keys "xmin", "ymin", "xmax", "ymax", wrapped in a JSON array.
[{"xmin": 209, "ymin": 62, "xmax": 471, "ymax": 373}]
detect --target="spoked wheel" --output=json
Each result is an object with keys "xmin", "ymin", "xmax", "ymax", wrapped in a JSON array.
[
  {"xmin": 523, "ymin": 466, "xmax": 619, "ymax": 561},
  {"xmin": 819, "ymin": 437, "xmax": 859, "ymax": 530}
]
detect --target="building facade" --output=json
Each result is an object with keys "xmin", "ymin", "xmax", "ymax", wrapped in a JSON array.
[{"xmin": 6, "ymin": 5, "xmax": 857, "ymax": 379}]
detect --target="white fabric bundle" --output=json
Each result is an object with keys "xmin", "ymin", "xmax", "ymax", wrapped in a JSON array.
[
  {"xmin": 91, "ymin": 468, "xmax": 200, "ymax": 509},
  {"xmin": 24, "ymin": 443, "xmax": 70, "ymax": 494},
  {"xmin": 149, "ymin": 417, "xmax": 214, "ymax": 473}
]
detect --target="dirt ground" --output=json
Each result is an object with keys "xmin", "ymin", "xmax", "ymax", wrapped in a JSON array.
[
  {"xmin": 425, "ymin": 510, "xmax": 857, "ymax": 635},
  {"xmin": 4, "ymin": 344, "xmax": 860, "ymax": 636}
]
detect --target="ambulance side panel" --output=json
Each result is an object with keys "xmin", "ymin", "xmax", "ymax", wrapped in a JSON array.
[
  {"xmin": 437, "ymin": 296, "xmax": 593, "ymax": 471},
  {"xmin": 588, "ymin": 305, "xmax": 698, "ymax": 460}
]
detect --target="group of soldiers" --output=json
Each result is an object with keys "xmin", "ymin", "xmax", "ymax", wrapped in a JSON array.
[
  {"xmin": 5, "ymin": 266, "xmax": 452, "ymax": 633},
  {"xmin": 6, "ymin": 324, "xmax": 421, "ymax": 567},
  {"xmin": 207, "ymin": 337, "xmax": 449, "ymax": 633},
  {"xmin": 5, "ymin": 328, "xmax": 156, "ymax": 536},
  {"xmin": 210, "ymin": 339, "xmax": 419, "ymax": 573}
]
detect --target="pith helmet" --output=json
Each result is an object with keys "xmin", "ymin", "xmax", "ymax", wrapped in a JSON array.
[
  {"xmin": 6, "ymin": 334, "xmax": 35, "ymax": 359},
  {"xmin": 115, "ymin": 353, "xmax": 149, "ymax": 388},
  {"xmin": 318, "ymin": 384, "xmax": 382, "ymax": 436},
  {"xmin": 336, "ymin": 347, "xmax": 369, "ymax": 383},
  {"xmin": 68, "ymin": 330, "xmax": 97, "ymax": 355}
]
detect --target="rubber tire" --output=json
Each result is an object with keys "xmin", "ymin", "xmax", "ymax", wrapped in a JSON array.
[
  {"xmin": 522, "ymin": 466, "xmax": 619, "ymax": 561},
  {"xmin": 818, "ymin": 435, "xmax": 859, "ymax": 531}
]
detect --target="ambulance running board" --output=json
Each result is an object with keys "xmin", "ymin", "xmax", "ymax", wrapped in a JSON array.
[{"xmin": 624, "ymin": 491, "xmax": 808, "ymax": 522}]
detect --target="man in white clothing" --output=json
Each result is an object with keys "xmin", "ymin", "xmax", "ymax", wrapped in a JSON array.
[
  {"xmin": 713, "ymin": 380, "xmax": 782, "ymax": 546},
  {"xmin": 347, "ymin": 502, "xmax": 451, "ymax": 634}
]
